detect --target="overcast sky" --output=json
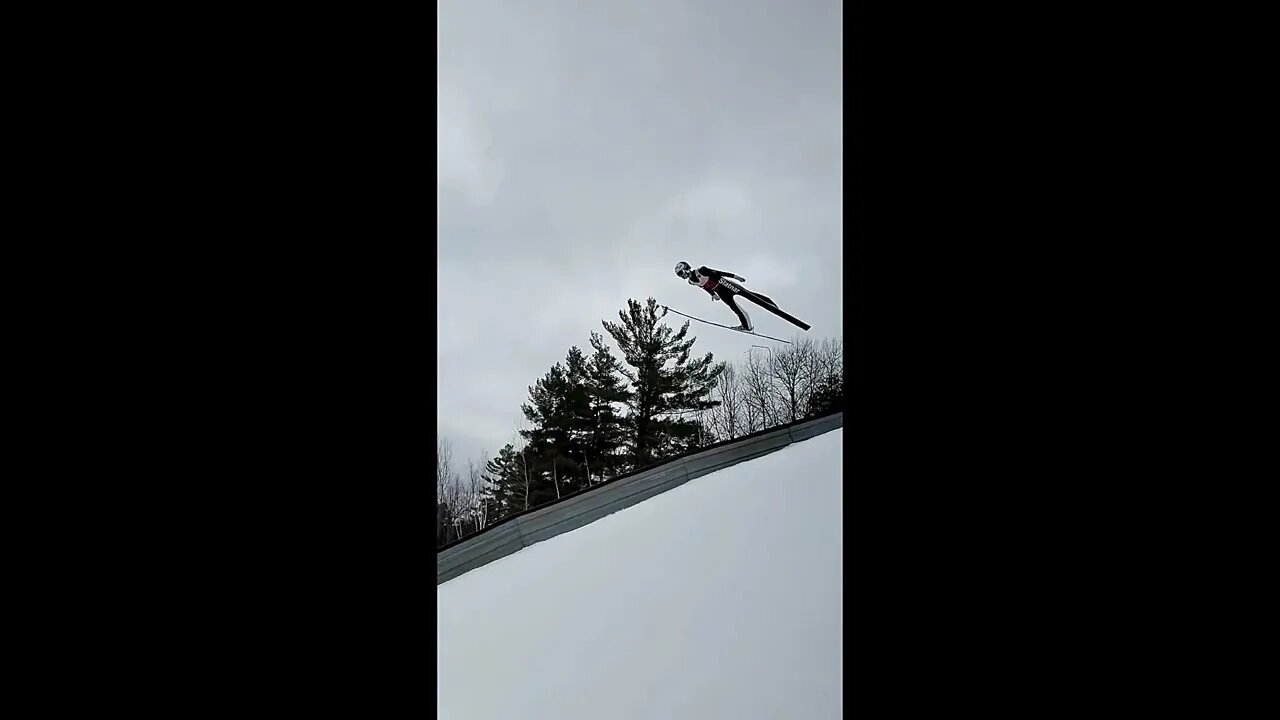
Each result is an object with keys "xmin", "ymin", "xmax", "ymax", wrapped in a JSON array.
[{"xmin": 438, "ymin": 0, "xmax": 843, "ymax": 467}]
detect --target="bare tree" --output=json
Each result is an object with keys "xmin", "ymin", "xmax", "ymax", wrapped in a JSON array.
[
  {"xmin": 741, "ymin": 351, "xmax": 781, "ymax": 430},
  {"xmin": 438, "ymin": 436, "xmax": 502, "ymax": 543},
  {"xmin": 520, "ymin": 446, "xmax": 531, "ymax": 510},
  {"xmin": 552, "ymin": 456, "xmax": 560, "ymax": 500},
  {"xmin": 769, "ymin": 337, "xmax": 815, "ymax": 423},
  {"xmin": 467, "ymin": 456, "xmax": 489, "ymax": 532},
  {"xmin": 437, "ymin": 435, "xmax": 464, "ymax": 544},
  {"xmin": 436, "ymin": 435, "xmax": 454, "ymax": 501},
  {"xmin": 708, "ymin": 362, "xmax": 745, "ymax": 441}
]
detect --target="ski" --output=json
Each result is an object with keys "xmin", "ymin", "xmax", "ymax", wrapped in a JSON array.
[
  {"xmin": 733, "ymin": 287, "xmax": 811, "ymax": 331},
  {"xmin": 659, "ymin": 305, "xmax": 793, "ymax": 344}
]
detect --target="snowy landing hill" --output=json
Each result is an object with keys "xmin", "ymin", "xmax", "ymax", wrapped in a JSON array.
[{"xmin": 437, "ymin": 427, "xmax": 844, "ymax": 719}]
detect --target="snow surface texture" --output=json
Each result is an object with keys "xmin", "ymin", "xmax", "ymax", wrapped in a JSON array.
[{"xmin": 438, "ymin": 428, "xmax": 843, "ymax": 719}]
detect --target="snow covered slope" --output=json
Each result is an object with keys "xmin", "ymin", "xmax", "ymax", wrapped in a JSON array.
[{"xmin": 437, "ymin": 427, "xmax": 843, "ymax": 719}]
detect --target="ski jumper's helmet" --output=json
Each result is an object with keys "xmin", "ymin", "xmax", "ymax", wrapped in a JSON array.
[{"xmin": 674, "ymin": 261, "xmax": 691, "ymax": 279}]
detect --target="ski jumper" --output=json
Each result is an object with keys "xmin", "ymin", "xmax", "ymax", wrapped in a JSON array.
[{"xmin": 686, "ymin": 266, "xmax": 778, "ymax": 332}]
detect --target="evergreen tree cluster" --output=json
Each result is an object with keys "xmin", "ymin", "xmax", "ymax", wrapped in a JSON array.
[
  {"xmin": 476, "ymin": 298, "xmax": 722, "ymax": 524},
  {"xmin": 437, "ymin": 296, "xmax": 844, "ymax": 548}
]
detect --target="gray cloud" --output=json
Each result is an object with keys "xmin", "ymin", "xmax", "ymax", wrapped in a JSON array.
[{"xmin": 438, "ymin": 0, "xmax": 843, "ymax": 465}]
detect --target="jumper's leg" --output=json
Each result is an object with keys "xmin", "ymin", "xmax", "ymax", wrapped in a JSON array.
[
  {"xmin": 739, "ymin": 290, "xmax": 810, "ymax": 331},
  {"xmin": 753, "ymin": 292, "xmax": 777, "ymax": 307},
  {"xmin": 722, "ymin": 294, "xmax": 753, "ymax": 331}
]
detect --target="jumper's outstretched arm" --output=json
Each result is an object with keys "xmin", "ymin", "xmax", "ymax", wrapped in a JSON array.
[{"xmin": 700, "ymin": 266, "xmax": 745, "ymax": 282}]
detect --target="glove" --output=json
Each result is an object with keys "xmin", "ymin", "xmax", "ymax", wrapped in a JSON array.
[{"xmin": 732, "ymin": 274, "xmax": 745, "ymax": 282}]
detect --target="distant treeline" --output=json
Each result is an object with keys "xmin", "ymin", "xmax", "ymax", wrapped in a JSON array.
[{"xmin": 437, "ymin": 297, "xmax": 844, "ymax": 547}]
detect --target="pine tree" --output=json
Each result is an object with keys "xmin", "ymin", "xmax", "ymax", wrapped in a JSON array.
[
  {"xmin": 583, "ymin": 332, "xmax": 631, "ymax": 482},
  {"xmin": 601, "ymin": 297, "xmax": 724, "ymax": 467},
  {"xmin": 520, "ymin": 350, "xmax": 591, "ymax": 502},
  {"xmin": 483, "ymin": 444, "xmax": 534, "ymax": 517}
]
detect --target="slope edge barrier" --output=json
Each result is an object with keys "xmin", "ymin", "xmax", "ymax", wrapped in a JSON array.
[{"xmin": 438, "ymin": 411, "xmax": 843, "ymax": 585}]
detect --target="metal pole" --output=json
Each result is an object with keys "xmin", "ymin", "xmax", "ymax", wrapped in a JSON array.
[{"xmin": 746, "ymin": 344, "xmax": 772, "ymax": 362}]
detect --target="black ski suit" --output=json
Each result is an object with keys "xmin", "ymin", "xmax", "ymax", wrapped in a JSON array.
[{"xmin": 686, "ymin": 266, "xmax": 776, "ymax": 331}]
